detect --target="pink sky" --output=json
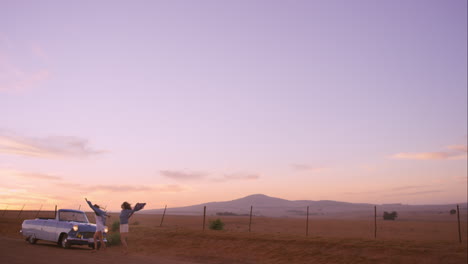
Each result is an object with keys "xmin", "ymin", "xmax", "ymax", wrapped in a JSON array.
[{"xmin": 0, "ymin": 0, "xmax": 466, "ymax": 211}]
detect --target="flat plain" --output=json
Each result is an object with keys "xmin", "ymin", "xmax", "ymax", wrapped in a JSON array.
[{"xmin": 0, "ymin": 210, "xmax": 466, "ymax": 263}]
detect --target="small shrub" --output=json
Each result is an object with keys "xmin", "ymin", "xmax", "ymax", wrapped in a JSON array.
[
  {"xmin": 131, "ymin": 221, "xmax": 140, "ymax": 225},
  {"xmin": 209, "ymin": 219, "xmax": 225, "ymax": 230},
  {"xmin": 106, "ymin": 232, "xmax": 121, "ymax": 246},
  {"xmin": 450, "ymin": 209, "xmax": 457, "ymax": 215},
  {"xmin": 111, "ymin": 220, "xmax": 120, "ymax": 232}
]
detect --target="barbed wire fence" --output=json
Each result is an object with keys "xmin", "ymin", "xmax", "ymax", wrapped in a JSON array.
[{"xmin": 1, "ymin": 203, "xmax": 466, "ymax": 244}]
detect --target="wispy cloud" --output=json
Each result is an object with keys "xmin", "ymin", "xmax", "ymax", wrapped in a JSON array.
[
  {"xmin": 391, "ymin": 144, "xmax": 467, "ymax": 160},
  {"xmin": 31, "ymin": 43, "xmax": 50, "ymax": 62},
  {"xmin": 56, "ymin": 183, "xmax": 151, "ymax": 192},
  {"xmin": 0, "ymin": 194, "xmax": 49, "ymax": 203},
  {"xmin": 54, "ymin": 183, "xmax": 82, "ymax": 189},
  {"xmin": 290, "ymin": 163, "xmax": 330, "ymax": 172},
  {"xmin": 391, "ymin": 185, "xmax": 431, "ymax": 191},
  {"xmin": 16, "ymin": 172, "xmax": 62, "ymax": 181},
  {"xmin": 153, "ymin": 184, "xmax": 187, "ymax": 192},
  {"xmin": 0, "ymin": 168, "xmax": 62, "ymax": 182},
  {"xmin": 0, "ymin": 68, "xmax": 51, "ymax": 92},
  {"xmin": 391, "ymin": 152, "xmax": 452, "ymax": 160},
  {"xmin": 0, "ymin": 39, "xmax": 51, "ymax": 93},
  {"xmin": 343, "ymin": 185, "xmax": 442, "ymax": 198},
  {"xmin": 342, "ymin": 190, "xmax": 380, "ymax": 196},
  {"xmin": 0, "ymin": 186, "xmax": 62, "ymax": 204},
  {"xmin": 0, "ymin": 188, "xmax": 69, "ymax": 209},
  {"xmin": 447, "ymin": 144, "xmax": 468, "ymax": 152},
  {"xmin": 452, "ymin": 176, "xmax": 468, "ymax": 183},
  {"xmin": 211, "ymin": 173, "xmax": 260, "ymax": 182},
  {"xmin": 358, "ymin": 164, "xmax": 378, "ymax": 173},
  {"xmin": 55, "ymin": 182, "xmax": 186, "ymax": 193},
  {"xmin": 0, "ymin": 131, "xmax": 105, "ymax": 159},
  {"xmin": 160, "ymin": 169, "xmax": 260, "ymax": 183},
  {"xmin": 383, "ymin": 190, "xmax": 444, "ymax": 197},
  {"xmin": 224, "ymin": 173, "xmax": 260, "ymax": 180},
  {"xmin": 94, "ymin": 185, "xmax": 153, "ymax": 192},
  {"xmin": 160, "ymin": 170, "xmax": 207, "ymax": 181}
]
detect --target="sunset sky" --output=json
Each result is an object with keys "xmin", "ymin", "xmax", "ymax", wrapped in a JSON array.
[{"xmin": 1, "ymin": 0, "xmax": 466, "ymax": 211}]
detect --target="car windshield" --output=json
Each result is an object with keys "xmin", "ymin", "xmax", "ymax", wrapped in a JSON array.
[{"xmin": 59, "ymin": 211, "xmax": 89, "ymax": 223}]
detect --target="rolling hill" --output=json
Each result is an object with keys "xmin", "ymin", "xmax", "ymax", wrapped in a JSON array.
[{"xmin": 141, "ymin": 194, "xmax": 466, "ymax": 218}]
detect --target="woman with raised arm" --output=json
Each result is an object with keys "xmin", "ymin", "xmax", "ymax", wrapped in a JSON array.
[
  {"xmin": 120, "ymin": 201, "xmax": 146, "ymax": 254},
  {"xmin": 85, "ymin": 198, "xmax": 109, "ymax": 252}
]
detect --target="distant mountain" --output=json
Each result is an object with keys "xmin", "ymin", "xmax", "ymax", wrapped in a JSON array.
[
  {"xmin": 142, "ymin": 194, "xmax": 466, "ymax": 218},
  {"xmin": 140, "ymin": 194, "xmax": 360, "ymax": 217}
]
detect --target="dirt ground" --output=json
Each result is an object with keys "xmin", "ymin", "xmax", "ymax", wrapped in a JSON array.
[
  {"xmin": 1, "ymin": 211, "xmax": 467, "ymax": 264},
  {"xmin": 0, "ymin": 236, "xmax": 192, "ymax": 264}
]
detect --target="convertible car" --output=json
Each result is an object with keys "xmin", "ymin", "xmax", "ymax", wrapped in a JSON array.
[{"xmin": 20, "ymin": 209, "xmax": 107, "ymax": 249}]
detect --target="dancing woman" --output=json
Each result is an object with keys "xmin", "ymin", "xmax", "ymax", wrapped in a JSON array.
[
  {"xmin": 120, "ymin": 201, "xmax": 146, "ymax": 254},
  {"xmin": 85, "ymin": 198, "xmax": 109, "ymax": 252}
]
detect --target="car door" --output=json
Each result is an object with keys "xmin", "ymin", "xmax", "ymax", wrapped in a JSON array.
[
  {"xmin": 29, "ymin": 219, "xmax": 46, "ymax": 240},
  {"xmin": 42, "ymin": 219, "xmax": 59, "ymax": 241}
]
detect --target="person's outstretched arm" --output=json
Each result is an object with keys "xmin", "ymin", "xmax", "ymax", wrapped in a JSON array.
[
  {"xmin": 128, "ymin": 203, "xmax": 146, "ymax": 219},
  {"xmin": 134, "ymin": 203, "xmax": 146, "ymax": 212},
  {"xmin": 85, "ymin": 198, "xmax": 103, "ymax": 216}
]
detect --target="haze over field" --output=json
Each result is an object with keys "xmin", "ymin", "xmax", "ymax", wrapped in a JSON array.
[
  {"xmin": 142, "ymin": 194, "xmax": 468, "ymax": 217},
  {"xmin": 0, "ymin": 0, "xmax": 467, "ymax": 211}
]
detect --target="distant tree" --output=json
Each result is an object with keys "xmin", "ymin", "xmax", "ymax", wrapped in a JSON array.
[
  {"xmin": 383, "ymin": 211, "xmax": 398, "ymax": 220},
  {"xmin": 216, "ymin": 212, "xmax": 237, "ymax": 216},
  {"xmin": 450, "ymin": 209, "xmax": 457, "ymax": 215},
  {"xmin": 216, "ymin": 212, "xmax": 249, "ymax": 216}
]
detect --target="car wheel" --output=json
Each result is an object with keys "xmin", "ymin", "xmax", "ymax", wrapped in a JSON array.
[
  {"xmin": 27, "ymin": 236, "xmax": 37, "ymax": 244},
  {"xmin": 59, "ymin": 234, "xmax": 71, "ymax": 249}
]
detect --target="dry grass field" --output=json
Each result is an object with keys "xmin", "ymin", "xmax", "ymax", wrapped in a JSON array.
[{"xmin": 0, "ymin": 210, "xmax": 466, "ymax": 263}]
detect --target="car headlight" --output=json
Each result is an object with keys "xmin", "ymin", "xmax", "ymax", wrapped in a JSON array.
[
  {"xmin": 104, "ymin": 226, "xmax": 108, "ymax": 233},
  {"xmin": 73, "ymin": 225, "xmax": 79, "ymax": 231}
]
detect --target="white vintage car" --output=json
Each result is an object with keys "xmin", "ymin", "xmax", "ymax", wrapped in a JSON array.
[{"xmin": 21, "ymin": 209, "xmax": 107, "ymax": 249}]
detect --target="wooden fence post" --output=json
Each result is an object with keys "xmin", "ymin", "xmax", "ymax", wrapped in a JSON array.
[
  {"xmin": 2, "ymin": 205, "xmax": 8, "ymax": 216},
  {"xmin": 203, "ymin": 206, "xmax": 206, "ymax": 231},
  {"xmin": 306, "ymin": 206, "xmax": 309, "ymax": 237},
  {"xmin": 249, "ymin": 206, "xmax": 253, "ymax": 232},
  {"xmin": 457, "ymin": 204, "xmax": 462, "ymax": 243},
  {"xmin": 160, "ymin": 205, "xmax": 167, "ymax": 227},
  {"xmin": 374, "ymin": 206, "xmax": 377, "ymax": 238},
  {"xmin": 17, "ymin": 204, "xmax": 25, "ymax": 218},
  {"xmin": 35, "ymin": 205, "xmax": 43, "ymax": 218}
]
